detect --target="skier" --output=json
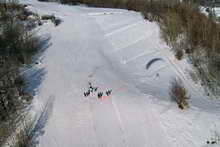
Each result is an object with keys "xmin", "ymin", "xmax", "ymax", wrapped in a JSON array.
[
  {"xmin": 88, "ymin": 82, "xmax": 94, "ymax": 92},
  {"xmin": 84, "ymin": 91, "xmax": 89, "ymax": 97},
  {"xmin": 84, "ymin": 92, "xmax": 87, "ymax": 97},
  {"xmin": 88, "ymin": 82, "xmax": 92, "ymax": 88},
  {"xmin": 86, "ymin": 90, "xmax": 90, "ymax": 97},
  {"xmin": 94, "ymin": 87, "xmax": 98, "ymax": 92},
  {"xmin": 106, "ymin": 90, "xmax": 109, "ymax": 96},
  {"xmin": 106, "ymin": 90, "xmax": 112, "ymax": 96},
  {"xmin": 98, "ymin": 92, "xmax": 103, "ymax": 99}
]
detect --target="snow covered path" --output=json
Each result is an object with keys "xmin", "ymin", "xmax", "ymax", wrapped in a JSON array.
[
  {"xmin": 19, "ymin": 1, "xmax": 220, "ymax": 147},
  {"xmin": 22, "ymin": 1, "xmax": 172, "ymax": 146}
]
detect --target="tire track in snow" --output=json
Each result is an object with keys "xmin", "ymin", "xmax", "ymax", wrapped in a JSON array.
[
  {"xmin": 97, "ymin": 12, "xmax": 174, "ymax": 146},
  {"xmin": 111, "ymin": 35, "xmax": 147, "ymax": 53},
  {"xmin": 105, "ymin": 20, "xmax": 144, "ymax": 37},
  {"xmin": 88, "ymin": 12, "xmax": 123, "ymax": 16},
  {"xmin": 110, "ymin": 98, "xmax": 129, "ymax": 147},
  {"xmin": 121, "ymin": 50, "xmax": 159, "ymax": 65},
  {"xmin": 103, "ymin": 18, "xmax": 139, "ymax": 32}
]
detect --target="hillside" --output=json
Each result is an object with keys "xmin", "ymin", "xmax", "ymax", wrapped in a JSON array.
[{"xmin": 3, "ymin": 0, "xmax": 220, "ymax": 146}]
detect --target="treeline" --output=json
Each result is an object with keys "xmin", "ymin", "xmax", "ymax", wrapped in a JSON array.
[{"xmin": 0, "ymin": 1, "xmax": 43, "ymax": 145}]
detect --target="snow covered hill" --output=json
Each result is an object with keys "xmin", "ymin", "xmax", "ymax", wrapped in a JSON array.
[{"xmin": 19, "ymin": 0, "xmax": 220, "ymax": 147}]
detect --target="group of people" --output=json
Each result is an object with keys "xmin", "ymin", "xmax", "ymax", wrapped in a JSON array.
[
  {"xmin": 84, "ymin": 82, "xmax": 98, "ymax": 97},
  {"xmin": 84, "ymin": 82, "xmax": 112, "ymax": 99},
  {"xmin": 97, "ymin": 90, "xmax": 112, "ymax": 99}
]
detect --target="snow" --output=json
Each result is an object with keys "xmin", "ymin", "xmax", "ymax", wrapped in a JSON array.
[
  {"xmin": 214, "ymin": 7, "xmax": 220, "ymax": 17},
  {"xmin": 15, "ymin": 0, "xmax": 220, "ymax": 147}
]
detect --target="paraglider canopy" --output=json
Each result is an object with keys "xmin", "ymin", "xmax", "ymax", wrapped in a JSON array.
[{"xmin": 146, "ymin": 58, "xmax": 163, "ymax": 70}]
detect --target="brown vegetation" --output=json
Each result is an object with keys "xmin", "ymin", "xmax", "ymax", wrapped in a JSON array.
[
  {"xmin": 0, "ymin": 1, "xmax": 44, "ymax": 146},
  {"xmin": 41, "ymin": 14, "xmax": 62, "ymax": 26},
  {"xmin": 169, "ymin": 78, "xmax": 189, "ymax": 109}
]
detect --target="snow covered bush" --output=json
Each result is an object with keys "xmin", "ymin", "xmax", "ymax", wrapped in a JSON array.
[{"xmin": 169, "ymin": 78, "xmax": 189, "ymax": 109}]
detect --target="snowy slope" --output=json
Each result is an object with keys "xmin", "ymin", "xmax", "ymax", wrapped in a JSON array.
[
  {"xmin": 18, "ymin": 0, "xmax": 220, "ymax": 147},
  {"xmin": 214, "ymin": 7, "xmax": 220, "ymax": 17}
]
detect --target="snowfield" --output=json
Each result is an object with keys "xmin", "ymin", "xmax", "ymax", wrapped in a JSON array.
[
  {"xmin": 214, "ymin": 7, "xmax": 220, "ymax": 18},
  {"xmin": 17, "ymin": 0, "xmax": 220, "ymax": 147}
]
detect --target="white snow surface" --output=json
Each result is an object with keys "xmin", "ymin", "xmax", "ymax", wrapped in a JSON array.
[
  {"xmin": 18, "ymin": 0, "xmax": 220, "ymax": 147},
  {"xmin": 214, "ymin": 7, "xmax": 220, "ymax": 17}
]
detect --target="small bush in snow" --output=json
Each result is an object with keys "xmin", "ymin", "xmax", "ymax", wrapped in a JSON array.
[
  {"xmin": 169, "ymin": 78, "xmax": 189, "ymax": 109},
  {"xmin": 53, "ymin": 18, "xmax": 62, "ymax": 26},
  {"xmin": 175, "ymin": 49, "xmax": 184, "ymax": 60},
  {"xmin": 41, "ymin": 15, "xmax": 62, "ymax": 26},
  {"xmin": 41, "ymin": 14, "xmax": 55, "ymax": 20}
]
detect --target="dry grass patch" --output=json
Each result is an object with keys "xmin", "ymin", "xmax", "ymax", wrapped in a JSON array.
[{"xmin": 169, "ymin": 78, "xmax": 189, "ymax": 109}]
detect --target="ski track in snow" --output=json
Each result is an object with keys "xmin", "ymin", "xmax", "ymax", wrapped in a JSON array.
[{"xmin": 15, "ymin": 0, "xmax": 220, "ymax": 147}]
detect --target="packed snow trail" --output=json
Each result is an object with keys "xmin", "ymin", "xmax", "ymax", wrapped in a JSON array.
[
  {"xmin": 20, "ymin": 1, "xmax": 172, "ymax": 146},
  {"xmin": 19, "ymin": 0, "xmax": 220, "ymax": 147}
]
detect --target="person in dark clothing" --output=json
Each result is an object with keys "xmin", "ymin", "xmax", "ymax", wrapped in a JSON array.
[
  {"xmin": 84, "ymin": 90, "xmax": 90, "ymax": 97},
  {"xmin": 106, "ymin": 90, "xmax": 112, "ymax": 96},
  {"xmin": 98, "ymin": 92, "xmax": 103, "ymax": 99},
  {"xmin": 88, "ymin": 82, "xmax": 95, "ymax": 92},
  {"xmin": 109, "ymin": 90, "xmax": 112, "ymax": 95},
  {"xmin": 87, "ymin": 90, "xmax": 90, "ymax": 96},
  {"xmin": 106, "ymin": 91, "xmax": 109, "ymax": 96}
]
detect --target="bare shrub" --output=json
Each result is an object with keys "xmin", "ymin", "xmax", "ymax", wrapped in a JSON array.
[
  {"xmin": 161, "ymin": 11, "xmax": 183, "ymax": 43},
  {"xmin": 15, "ymin": 121, "xmax": 33, "ymax": 147},
  {"xmin": 41, "ymin": 14, "xmax": 55, "ymax": 20},
  {"xmin": 175, "ymin": 49, "xmax": 184, "ymax": 60},
  {"xmin": 0, "ymin": 1, "xmax": 47, "ymax": 145},
  {"xmin": 53, "ymin": 18, "xmax": 62, "ymax": 26},
  {"xmin": 0, "ymin": 22, "xmax": 40, "ymax": 64},
  {"xmin": 169, "ymin": 78, "xmax": 189, "ymax": 109},
  {"xmin": 41, "ymin": 15, "xmax": 62, "ymax": 26},
  {"xmin": 14, "ymin": 96, "xmax": 54, "ymax": 147}
]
